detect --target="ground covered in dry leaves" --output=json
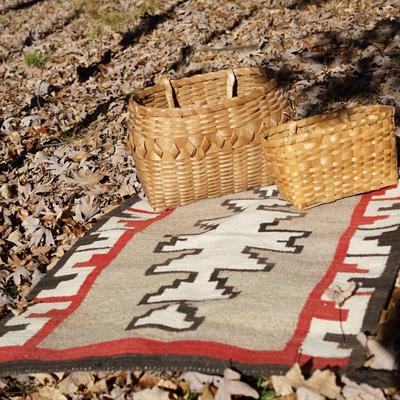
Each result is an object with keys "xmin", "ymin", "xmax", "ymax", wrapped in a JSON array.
[{"xmin": 1, "ymin": 0, "xmax": 400, "ymax": 398}]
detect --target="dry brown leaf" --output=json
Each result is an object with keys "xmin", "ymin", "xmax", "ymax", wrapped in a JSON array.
[
  {"xmin": 306, "ymin": 370, "xmax": 341, "ymax": 399},
  {"xmin": 0, "ymin": 184, "xmax": 12, "ymax": 199},
  {"xmin": 31, "ymin": 246, "xmax": 52, "ymax": 256},
  {"xmin": 68, "ymin": 150, "xmax": 91, "ymax": 162},
  {"xmin": 341, "ymin": 376, "xmax": 386, "ymax": 400},
  {"xmin": 324, "ymin": 281, "xmax": 357, "ymax": 307},
  {"xmin": 88, "ymin": 378, "xmax": 108, "ymax": 393},
  {"xmin": 357, "ymin": 332, "xmax": 397, "ymax": 370},
  {"xmin": 58, "ymin": 371, "xmax": 94, "ymax": 394},
  {"xmin": 70, "ymin": 170, "xmax": 103, "ymax": 188},
  {"xmin": 179, "ymin": 369, "xmax": 258, "ymax": 400},
  {"xmin": 0, "ymin": 377, "xmax": 9, "ymax": 389},
  {"xmin": 32, "ymin": 387, "xmax": 68, "ymax": 400},
  {"xmin": 157, "ymin": 378, "xmax": 177, "ymax": 390},
  {"xmin": 296, "ymin": 387, "xmax": 325, "ymax": 400},
  {"xmin": 133, "ymin": 386, "xmax": 171, "ymax": 400},
  {"xmin": 73, "ymin": 195, "xmax": 99, "ymax": 224},
  {"xmin": 30, "ymin": 226, "xmax": 55, "ymax": 247},
  {"xmin": 7, "ymin": 297, "xmax": 30, "ymax": 315},
  {"xmin": 200, "ymin": 384, "xmax": 215, "ymax": 400},
  {"xmin": 6, "ymin": 230, "xmax": 24, "ymax": 248},
  {"xmin": 7, "ymin": 266, "xmax": 30, "ymax": 286},
  {"xmin": 30, "ymin": 373, "xmax": 57, "ymax": 386},
  {"xmin": 199, "ymin": 384, "xmax": 214, "ymax": 400},
  {"xmin": 34, "ymin": 80, "xmax": 51, "ymax": 97},
  {"xmin": 271, "ymin": 375, "xmax": 293, "ymax": 396},
  {"xmin": 53, "ymin": 372, "xmax": 65, "ymax": 381},
  {"xmin": 286, "ymin": 363, "xmax": 340, "ymax": 399},
  {"xmin": 285, "ymin": 363, "xmax": 305, "ymax": 388},
  {"xmin": 139, "ymin": 371, "xmax": 160, "ymax": 389},
  {"xmin": 179, "ymin": 371, "xmax": 222, "ymax": 392}
]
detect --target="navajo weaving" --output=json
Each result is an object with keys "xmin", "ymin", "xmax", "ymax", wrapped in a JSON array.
[{"xmin": 0, "ymin": 184, "xmax": 399, "ymax": 375}]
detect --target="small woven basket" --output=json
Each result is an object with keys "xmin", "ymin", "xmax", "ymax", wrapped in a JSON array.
[
  {"xmin": 128, "ymin": 67, "xmax": 290, "ymax": 211},
  {"xmin": 263, "ymin": 105, "xmax": 398, "ymax": 210}
]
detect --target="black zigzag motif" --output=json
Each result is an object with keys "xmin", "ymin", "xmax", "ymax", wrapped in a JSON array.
[
  {"xmin": 127, "ymin": 303, "xmax": 204, "ymax": 332},
  {"xmin": 256, "ymin": 229, "xmax": 312, "ymax": 253},
  {"xmin": 0, "ymin": 323, "xmax": 28, "ymax": 339},
  {"xmin": 132, "ymin": 195, "xmax": 310, "ymax": 331}
]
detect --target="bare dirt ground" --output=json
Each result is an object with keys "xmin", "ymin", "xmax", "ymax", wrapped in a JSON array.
[{"xmin": 0, "ymin": 0, "xmax": 400, "ymax": 398}]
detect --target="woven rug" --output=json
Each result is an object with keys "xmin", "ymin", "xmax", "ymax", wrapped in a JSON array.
[{"xmin": 1, "ymin": 183, "xmax": 399, "ymax": 375}]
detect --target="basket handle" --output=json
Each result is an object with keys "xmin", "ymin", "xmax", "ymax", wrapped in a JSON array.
[
  {"xmin": 162, "ymin": 69, "xmax": 237, "ymax": 108},
  {"xmin": 288, "ymin": 121, "xmax": 298, "ymax": 135},
  {"xmin": 257, "ymin": 121, "xmax": 267, "ymax": 139},
  {"xmin": 161, "ymin": 78, "xmax": 179, "ymax": 108},
  {"xmin": 226, "ymin": 69, "xmax": 237, "ymax": 99}
]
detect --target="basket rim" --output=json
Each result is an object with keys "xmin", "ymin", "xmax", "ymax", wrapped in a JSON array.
[
  {"xmin": 129, "ymin": 67, "xmax": 276, "ymax": 116},
  {"xmin": 264, "ymin": 104, "xmax": 395, "ymax": 146},
  {"xmin": 265, "ymin": 104, "xmax": 394, "ymax": 134}
]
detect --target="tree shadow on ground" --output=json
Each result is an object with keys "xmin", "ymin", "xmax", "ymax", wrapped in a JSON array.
[
  {"xmin": 287, "ymin": 0, "xmax": 328, "ymax": 9},
  {"xmin": 261, "ymin": 18, "xmax": 400, "ymax": 123}
]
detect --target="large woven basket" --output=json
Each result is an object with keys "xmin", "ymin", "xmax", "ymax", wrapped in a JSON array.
[
  {"xmin": 263, "ymin": 105, "xmax": 398, "ymax": 210},
  {"xmin": 127, "ymin": 67, "xmax": 290, "ymax": 211}
]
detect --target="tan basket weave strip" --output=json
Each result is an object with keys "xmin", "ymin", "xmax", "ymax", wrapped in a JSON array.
[
  {"xmin": 263, "ymin": 105, "xmax": 398, "ymax": 210},
  {"xmin": 129, "ymin": 93, "xmax": 288, "ymax": 141},
  {"xmin": 132, "ymin": 138, "xmax": 273, "ymax": 205},
  {"xmin": 134, "ymin": 68, "xmax": 278, "ymax": 114},
  {"xmin": 133, "ymin": 145, "xmax": 272, "ymax": 210},
  {"xmin": 128, "ymin": 67, "xmax": 289, "ymax": 211}
]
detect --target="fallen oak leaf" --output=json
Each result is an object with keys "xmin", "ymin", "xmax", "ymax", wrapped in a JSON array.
[
  {"xmin": 115, "ymin": 371, "xmax": 130, "ymax": 386},
  {"xmin": 6, "ymin": 230, "xmax": 25, "ymax": 248},
  {"xmin": 31, "ymin": 246, "xmax": 52, "ymax": 256},
  {"xmin": 357, "ymin": 332, "xmax": 397, "ymax": 370},
  {"xmin": 31, "ymin": 268, "xmax": 46, "ymax": 289},
  {"xmin": 0, "ymin": 294, "xmax": 12, "ymax": 308},
  {"xmin": 88, "ymin": 377, "xmax": 107, "ymax": 394},
  {"xmin": 341, "ymin": 376, "xmax": 386, "ymax": 400},
  {"xmin": 157, "ymin": 378, "xmax": 177, "ymax": 390},
  {"xmin": 133, "ymin": 386, "xmax": 170, "ymax": 400},
  {"xmin": 296, "ymin": 387, "xmax": 325, "ymax": 400},
  {"xmin": 66, "ymin": 170, "xmax": 103, "ymax": 189},
  {"xmin": 0, "ymin": 377, "xmax": 9, "ymax": 389},
  {"xmin": 34, "ymin": 80, "xmax": 51, "ymax": 97},
  {"xmin": 73, "ymin": 195, "xmax": 99, "ymax": 224},
  {"xmin": 33, "ymin": 200, "xmax": 48, "ymax": 218},
  {"xmin": 6, "ymin": 266, "xmax": 30, "ymax": 286},
  {"xmin": 139, "ymin": 371, "xmax": 160, "ymax": 389},
  {"xmin": 306, "ymin": 369, "xmax": 341, "ymax": 399},
  {"xmin": 31, "ymin": 386, "xmax": 67, "ymax": 400},
  {"xmin": 30, "ymin": 226, "xmax": 55, "ymax": 247},
  {"xmin": 58, "ymin": 371, "xmax": 94, "ymax": 395},
  {"xmin": 180, "ymin": 369, "xmax": 258, "ymax": 400},
  {"xmin": 21, "ymin": 215, "xmax": 41, "ymax": 236},
  {"xmin": 7, "ymin": 297, "xmax": 31, "ymax": 316},
  {"xmin": 285, "ymin": 363, "xmax": 341, "ymax": 399},
  {"xmin": 54, "ymin": 372, "xmax": 65, "ymax": 381},
  {"xmin": 179, "ymin": 371, "xmax": 222, "ymax": 392},
  {"xmin": 285, "ymin": 363, "xmax": 305, "ymax": 387},
  {"xmin": 67, "ymin": 150, "xmax": 91, "ymax": 162},
  {"xmin": 325, "ymin": 281, "xmax": 358, "ymax": 307},
  {"xmin": 30, "ymin": 373, "xmax": 58, "ymax": 386},
  {"xmin": 271, "ymin": 375, "xmax": 293, "ymax": 396},
  {"xmin": 0, "ymin": 184, "xmax": 12, "ymax": 199},
  {"xmin": 216, "ymin": 369, "xmax": 259, "ymax": 400},
  {"xmin": 111, "ymin": 386, "xmax": 127, "ymax": 398},
  {"xmin": 200, "ymin": 384, "xmax": 215, "ymax": 400}
]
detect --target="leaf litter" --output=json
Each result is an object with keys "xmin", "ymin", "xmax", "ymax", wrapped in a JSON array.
[{"xmin": 1, "ymin": 0, "xmax": 400, "ymax": 398}]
